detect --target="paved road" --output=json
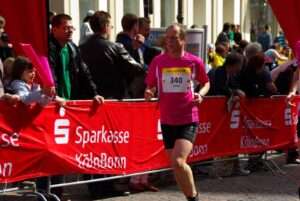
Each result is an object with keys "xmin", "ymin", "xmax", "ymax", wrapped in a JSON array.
[{"xmin": 1, "ymin": 155, "xmax": 300, "ymax": 201}]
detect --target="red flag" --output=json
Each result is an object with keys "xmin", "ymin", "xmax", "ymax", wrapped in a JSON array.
[
  {"xmin": 0, "ymin": 0, "xmax": 48, "ymax": 56},
  {"xmin": 269, "ymin": 0, "xmax": 300, "ymax": 52}
]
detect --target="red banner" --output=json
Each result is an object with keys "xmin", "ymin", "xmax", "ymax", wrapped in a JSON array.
[
  {"xmin": 0, "ymin": 97, "xmax": 297, "ymax": 183},
  {"xmin": 0, "ymin": 0, "xmax": 48, "ymax": 55}
]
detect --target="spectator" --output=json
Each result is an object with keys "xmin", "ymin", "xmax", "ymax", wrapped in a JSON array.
[
  {"xmin": 264, "ymin": 44, "xmax": 288, "ymax": 70},
  {"xmin": 0, "ymin": 58, "xmax": 18, "ymax": 105},
  {"xmin": 80, "ymin": 10, "xmax": 145, "ymax": 198},
  {"xmin": 244, "ymin": 42, "xmax": 263, "ymax": 59},
  {"xmin": 287, "ymin": 57, "xmax": 300, "ymax": 164},
  {"xmin": 274, "ymin": 30, "xmax": 286, "ymax": 47},
  {"xmin": 234, "ymin": 25, "xmax": 242, "ymax": 45},
  {"xmin": 208, "ymin": 53, "xmax": 250, "ymax": 176},
  {"xmin": 257, "ymin": 25, "xmax": 273, "ymax": 52},
  {"xmin": 250, "ymin": 23, "xmax": 257, "ymax": 42},
  {"xmin": 48, "ymin": 11, "xmax": 56, "ymax": 28},
  {"xmin": 243, "ymin": 43, "xmax": 272, "ymax": 172},
  {"xmin": 215, "ymin": 22, "xmax": 230, "ymax": 46},
  {"xmin": 274, "ymin": 59, "xmax": 300, "ymax": 164},
  {"xmin": 271, "ymin": 59, "xmax": 297, "ymax": 95},
  {"xmin": 138, "ymin": 17, "xmax": 151, "ymax": 42},
  {"xmin": 0, "ymin": 58, "xmax": 4, "ymax": 96},
  {"xmin": 281, "ymin": 46, "xmax": 292, "ymax": 61},
  {"xmin": 234, "ymin": 39, "xmax": 248, "ymax": 55},
  {"xmin": 48, "ymin": 13, "xmax": 103, "ymax": 102},
  {"xmin": 116, "ymin": 13, "xmax": 141, "ymax": 62},
  {"xmin": 37, "ymin": 13, "xmax": 104, "ymax": 201},
  {"xmin": 0, "ymin": 16, "xmax": 4, "ymax": 34},
  {"xmin": 138, "ymin": 17, "xmax": 161, "ymax": 66},
  {"xmin": 207, "ymin": 43, "xmax": 215, "ymax": 70},
  {"xmin": 79, "ymin": 10, "xmax": 94, "ymax": 45},
  {"xmin": 3, "ymin": 57, "xmax": 15, "ymax": 92},
  {"xmin": 80, "ymin": 11, "xmax": 144, "ymax": 99},
  {"xmin": 2, "ymin": 56, "xmax": 64, "ymax": 106},
  {"xmin": 0, "ymin": 58, "xmax": 21, "ymax": 105},
  {"xmin": 127, "ymin": 17, "xmax": 161, "ymax": 192},
  {"xmin": 116, "ymin": 13, "xmax": 148, "ymax": 98},
  {"xmin": 0, "ymin": 16, "xmax": 13, "ymax": 61},
  {"xmin": 229, "ymin": 24, "xmax": 235, "ymax": 46},
  {"xmin": 123, "ymin": 17, "xmax": 162, "ymax": 98},
  {"xmin": 240, "ymin": 53, "xmax": 277, "ymax": 97},
  {"xmin": 211, "ymin": 44, "xmax": 227, "ymax": 68},
  {"xmin": 208, "ymin": 52, "xmax": 245, "ymax": 97}
]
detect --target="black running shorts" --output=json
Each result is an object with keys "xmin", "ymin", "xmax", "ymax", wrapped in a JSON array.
[{"xmin": 161, "ymin": 123, "xmax": 198, "ymax": 149}]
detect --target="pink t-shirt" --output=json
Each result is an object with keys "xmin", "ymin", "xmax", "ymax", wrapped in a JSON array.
[{"xmin": 146, "ymin": 52, "xmax": 209, "ymax": 125}]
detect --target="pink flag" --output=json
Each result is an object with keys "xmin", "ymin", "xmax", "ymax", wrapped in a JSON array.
[{"xmin": 19, "ymin": 43, "xmax": 54, "ymax": 87}]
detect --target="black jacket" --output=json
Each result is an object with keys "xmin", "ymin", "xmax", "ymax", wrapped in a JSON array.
[
  {"xmin": 116, "ymin": 32, "xmax": 161, "ymax": 66},
  {"xmin": 240, "ymin": 67, "xmax": 275, "ymax": 97},
  {"xmin": 116, "ymin": 32, "xmax": 140, "ymax": 63},
  {"xmin": 0, "ymin": 59, "xmax": 3, "ymax": 96},
  {"xmin": 49, "ymin": 36, "xmax": 98, "ymax": 100},
  {"xmin": 80, "ymin": 34, "xmax": 144, "ymax": 99},
  {"xmin": 208, "ymin": 66, "xmax": 241, "ymax": 96},
  {"xmin": 215, "ymin": 32, "xmax": 230, "ymax": 46}
]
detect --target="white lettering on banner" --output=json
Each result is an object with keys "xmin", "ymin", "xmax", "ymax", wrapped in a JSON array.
[
  {"xmin": 284, "ymin": 107, "xmax": 292, "ymax": 126},
  {"xmin": 0, "ymin": 133, "xmax": 20, "ymax": 148},
  {"xmin": 242, "ymin": 116, "xmax": 272, "ymax": 129},
  {"xmin": 189, "ymin": 144, "xmax": 208, "ymax": 158},
  {"xmin": 75, "ymin": 152, "xmax": 126, "ymax": 169},
  {"xmin": 54, "ymin": 107, "xmax": 70, "ymax": 144},
  {"xmin": 0, "ymin": 162, "xmax": 12, "ymax": 177},
  {"xmin": 198, "ymin": 122, "xmax": 211, "ymax": 134},
  {"xmin": 75, "ymin": 126, "xmax": 130, "ymax": 148},
  {"xmin": 240, "ymin": 136, "xmax": 270, "ymax": 148},
  {"xmin": 230, "ymin": 110, "xmax": 240, "ymax": 129},
  {"xmin": 157, "ymin": 119, "xmax": 163, "ymax": 140},
  {"xmin": 284, "ymin": 107, "xmax": 298, "ymax": 126}
]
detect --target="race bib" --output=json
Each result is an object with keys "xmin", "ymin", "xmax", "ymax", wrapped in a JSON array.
[{"xmin": 162, "ymin": 67, "xmax": 192, "ymax": 93}]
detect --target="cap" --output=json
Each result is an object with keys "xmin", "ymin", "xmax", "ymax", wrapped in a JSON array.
[
  {"xmin": 207, "ymin": 43, "xmax": 214, "ymax": 49},
  {"xmin": 87, "ymin": 10, "xmax": 95, "ymax": 17}
]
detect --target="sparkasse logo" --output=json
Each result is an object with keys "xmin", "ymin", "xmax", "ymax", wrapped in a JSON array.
[{"xmin": 54, "ymin": 107, "xmax": 70, "ymax": 144}]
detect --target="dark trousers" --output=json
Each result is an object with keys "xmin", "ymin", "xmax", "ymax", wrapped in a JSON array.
[
  {"xmin": 287, "ymin": 116, "xmax": 300, "ymax": 159},
  {"xmin": 36, "ymin": 176, "xmax": 63, "ymax": 198}
]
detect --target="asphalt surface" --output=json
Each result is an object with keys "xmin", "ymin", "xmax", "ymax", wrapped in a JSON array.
[{"xmin": 1, "ymin": 154, "xmax": 300, "ymax": 201}]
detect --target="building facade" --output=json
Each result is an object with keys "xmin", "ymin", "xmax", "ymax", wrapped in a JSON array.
[{"xmin": 49, "ymin": 0, "xmax": 278, "ymax": 45}]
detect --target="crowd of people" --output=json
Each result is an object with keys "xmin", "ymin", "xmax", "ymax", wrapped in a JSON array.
[
  {"xmin": 207, "ymin": 22, "xmax": 300, "ymax": 175},
  {"xmin": 0, "ymin": 10, "xmax": 299, "ymax": 201}
]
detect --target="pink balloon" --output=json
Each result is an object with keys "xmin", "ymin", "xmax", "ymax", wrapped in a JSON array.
[{"xmin": 19, "ymin": 43, "xmax": 54, "ymax": 87}]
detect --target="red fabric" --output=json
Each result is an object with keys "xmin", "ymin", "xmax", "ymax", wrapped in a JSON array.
[
  {"xmin": 269, "ymin": 0, "xmax": 300, "ymax": 51},
  {"xmin": 0, "ymin": 0, "xmax": 48, "ymax": 55},
  {"xmin": 0, "ymin": 97, "xmax": 296, "ymax": 183}
]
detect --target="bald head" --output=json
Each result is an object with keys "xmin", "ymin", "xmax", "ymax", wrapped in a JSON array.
[
  {"xmin": 166, "ymin": 23, "xmax": 186, "ymax": 40},
  {"xmin": 165, "ymin": 24, "xmax": 186, "ymax": 57},
  {"xmin": 245, "ymin": 42, "xmax": 262, "ymax": 59}
]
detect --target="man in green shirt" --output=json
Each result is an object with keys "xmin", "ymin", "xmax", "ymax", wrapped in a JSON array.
[
  {"xmin": 58, "ymin": 45, "xmax": 71, "ymax": 99},
  {"xmin": 37, "ymin": 14, "xmax": 104, "ymax": 201},
  {"xmin": 49, "ymin": 14, "xmax": 103, "ymax": 102}
]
